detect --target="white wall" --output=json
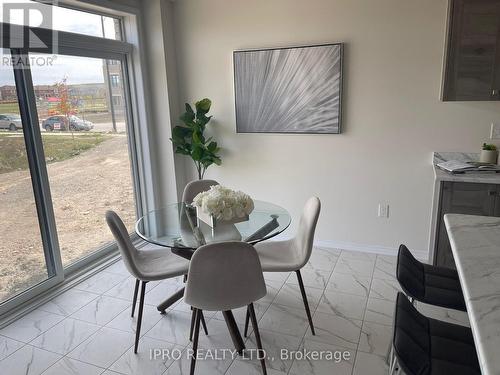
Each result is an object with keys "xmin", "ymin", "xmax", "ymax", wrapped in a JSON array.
[
  {"xmin": 168, "ymin": 0, "xmax": 500, "ymax": 256},
  {"xmin": 139, "ymin": 0, "xmax": 185, "ymax": 207}
]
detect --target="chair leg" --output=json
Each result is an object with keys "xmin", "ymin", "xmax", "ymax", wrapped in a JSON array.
[
  {"xmin": 387, "ymin": 344, "xmax": 401, "ymax": 374},
  {"xmin": 389, "ymin": 355, "xmax": 399, "ymax": 375},
  {"xmin": 190, "ymin": 308, "xmax": 209, "ymax": 341},
  {"xmin": 131, "ymin": 279, "xmax": 139, "ymax": 318},
  {"xmin": 385, "ymin": 342, "xmax": 393, "ymax": 365},
  {"xmin": 190, "ymin": 308, "xmax": 202, "ymax": 375},
  {"xmin": 134, "ymin": 280, "xmax": 147, "ymax": 353},
  {"xmin": 248, "ymin": 303, "xmax": 267, "ymax": 375},
  {"xmin": 389, "ymin": 356, "xmax": 395, "ymax": 374},
  {"xmin": 200, "ymin": 311, "xmax": 208, "ymax": 335},
  {"xmin": 189, "ymin": 308, "xmax": 196, "ymax": 341},
  {"xmin": 244, "ymin": 307, "xmax": 250, "ymax": 337},
  {"xmin": 296, "ymin": 270, "xmax": 315, "ymax": 335}
]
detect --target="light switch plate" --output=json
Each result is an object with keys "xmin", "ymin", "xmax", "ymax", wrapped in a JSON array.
[
  {"xmin": 490, "ymin": 123, "xmax": 500, "ymax": 139},
  {"xmin": 378, "ymin": 203, "xmax": 389, "ymax": 218}
]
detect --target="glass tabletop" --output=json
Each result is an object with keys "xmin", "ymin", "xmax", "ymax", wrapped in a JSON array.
[{"xmin": 135, "ymin": 200, "xmax": 291, "ymax": 249}]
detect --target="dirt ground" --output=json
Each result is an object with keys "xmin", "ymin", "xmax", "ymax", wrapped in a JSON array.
[{"xmin": 0, "ymin": 135, "xmax": 135, "ymax": 302}]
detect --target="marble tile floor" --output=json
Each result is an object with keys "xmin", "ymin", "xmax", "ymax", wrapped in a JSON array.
[{"xmin": 0, "ymin": 247, "xmax": 470, "ymax": 375}]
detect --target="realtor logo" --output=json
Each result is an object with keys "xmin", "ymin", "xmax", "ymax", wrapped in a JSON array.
[{"xmin": 1, "ymin": 1, "xmax": 58, "ymax": 54}]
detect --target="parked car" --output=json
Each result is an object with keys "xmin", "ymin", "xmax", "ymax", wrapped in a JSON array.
[
  {"xmin": 42, "ymin": 115, "xmax": 94, "ymax": 132},
  {"xmin": 0, "ymin": 114, "xmax": 22, "ymax": 131}
]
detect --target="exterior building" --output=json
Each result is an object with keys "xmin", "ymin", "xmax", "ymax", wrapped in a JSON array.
[
  {"xmin": 102, "ymin": 59, "xmax": 125, "ymax": 120},
  {"xmin": 0, "ymin": 85, "xmax": 18, "ymax": 101}
]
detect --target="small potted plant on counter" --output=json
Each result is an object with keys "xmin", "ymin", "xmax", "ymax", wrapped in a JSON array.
[{"xmin": 480, "ymin": 143, "xmax": 498, "ymax": 164}]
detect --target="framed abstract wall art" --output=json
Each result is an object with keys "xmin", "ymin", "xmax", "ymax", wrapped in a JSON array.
[{"xmin": 233, "ymin": 43, "xmax": 343, "ymax": 134}]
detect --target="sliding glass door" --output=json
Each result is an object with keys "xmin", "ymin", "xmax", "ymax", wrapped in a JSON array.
[{"xmin": 0, "ymin": 4, "xmax": 140, "ymax": 315}]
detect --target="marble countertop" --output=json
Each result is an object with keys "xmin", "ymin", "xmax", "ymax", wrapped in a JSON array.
[
  {"xmin": 444, "ymin": 214, "xmax": 500, "ymax": 375},
  {"xmin": 433, "ymin": 152, "xmax": 500, "ymax": 184}
]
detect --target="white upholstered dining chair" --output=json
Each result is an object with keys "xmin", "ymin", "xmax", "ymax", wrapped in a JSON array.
[
  {"xmin": 185, "ymin": 241, "xmax": 268, "ymax": 375},
  {"xmin": 106, "ymin": 210, "xmax": 190, "ymax": 353},
  {"xmin": 181, "ymin": 179, "xmax": 220, "ymax": 335},
  {"xmin": 182, "ymin": 179, "xmax": 219, "ymax": 203},
  {"xmin": 245, "ymin": 197, "xmax": 321, "ymax": 336}
]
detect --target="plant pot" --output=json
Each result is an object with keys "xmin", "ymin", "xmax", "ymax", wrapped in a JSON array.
[
  {"xmin": 480, "ymin": 149, "xmax": 498, "ymax": 164},
  {"xmin": 196, "ymin": 207, "xmax": 249, "ymax": 228}
]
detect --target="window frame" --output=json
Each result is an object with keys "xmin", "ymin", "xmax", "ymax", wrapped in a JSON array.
[{"xmin": 0, "ymin": 3, "xmax": 148, "ymax": 318}]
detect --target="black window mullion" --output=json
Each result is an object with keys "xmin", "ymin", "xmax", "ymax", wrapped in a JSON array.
[{"xmin": 11, "ymin": 48, "xmax": 63, "ymax": 278}]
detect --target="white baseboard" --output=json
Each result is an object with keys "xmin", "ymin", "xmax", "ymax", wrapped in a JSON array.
[{"xmin": 314, "ymin": 239, "xmax": 429, "ymax": 262}]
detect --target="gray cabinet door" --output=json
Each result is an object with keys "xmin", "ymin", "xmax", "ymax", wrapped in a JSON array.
[
  {"xmin": 443, "ymin": 0, "xmax": 500, "ymax": 101},
  {"xmin": 435, "ymin": 182, "xmax": 496, "ymax": 268},
  {"xmin": 493, "ymin": 185, "xmax": 500, "ymax": 216}
]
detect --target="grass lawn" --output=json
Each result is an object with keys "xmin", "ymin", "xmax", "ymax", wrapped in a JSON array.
[
  {"xmin": 0, "ymin": 132, "xmax": 109, "ymax": 174},
  {"xmin": 0, "ymin": 102, "xmax": 20, "ymax": 114},
  {"xmin": 0, "ymin": 100, "xmax": 109, "ymax": 117}
]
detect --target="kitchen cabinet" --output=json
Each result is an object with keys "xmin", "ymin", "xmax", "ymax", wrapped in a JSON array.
[
  {"xmin": 435, "ymin": 181, "xmax": 499, "ymax": 268},
  {"xmin": 442, "ymin": 0, "xmax": 500, "ymax": 101}
]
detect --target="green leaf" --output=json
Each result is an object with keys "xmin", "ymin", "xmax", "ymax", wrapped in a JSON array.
[
  {"xmin": 179, "ymin": 103, "xmax": 195, "ymax": 125},
  {"xmin": 174, "ymin": 144, "xmax": 191, "ymax": 155},
  {"xmin": 180, "ymin": 112, "xmax": 195, "ymax": 126},
  {"xmin": 197, "ymin": 114, "xmax": 212, "ymax": 128},
  {"xmin": 185, "ymin": 103, "xmax": 194, "ymax": 115},
  {"xmin": 177, "ymin": 149, "xmax": 190, "ymax": 156},
  {"xmin": 195, "ymin": 98, "xmax": 211, "ymax": 114},
  {"xmin": 171, "ymin": 127, "xmax": 191, "ymax": 146},
  {"xmin": 172, "ymin": 126, "xmax": 191, "ymax": 138},
  {"xmin": 191, "ymin": 144, "xmax": 204, "ymax": 161},
  {"xmin": 193, "ymin": 130, "xmax": 205, "ymax": 144},
  {"xmin": 207, "ymin": 141, "xmax": 217, "ymax": 152}
]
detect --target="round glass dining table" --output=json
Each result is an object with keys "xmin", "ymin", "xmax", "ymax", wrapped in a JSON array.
[
  {"xmin": 134, "ymin": 200, "xmax": 291, "ymax": 354},
  {"xmin": 135, "ymin": 200, "xmax": 291, "ymax": 250}
]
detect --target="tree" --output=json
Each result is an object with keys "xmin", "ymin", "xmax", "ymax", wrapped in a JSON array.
[{"xmin": 54, "ymin": 77, "xmax": 77, "ymax": 136}]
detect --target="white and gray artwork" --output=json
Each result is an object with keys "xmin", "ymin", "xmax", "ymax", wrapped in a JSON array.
[{"xmin": 234, "ymin": 43, "xmax": 343, "ymax": 134}]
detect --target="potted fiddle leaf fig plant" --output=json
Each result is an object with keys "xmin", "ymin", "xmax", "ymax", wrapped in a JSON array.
[{"xmin": 170, "ymin": 98, "xmax": 222, "ymax": 179}]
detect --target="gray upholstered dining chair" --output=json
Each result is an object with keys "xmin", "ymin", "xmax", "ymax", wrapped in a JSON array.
[
  {"xmin": 181, "ymin": 179, "xmax": 220, "ymax": 334},
  {"xmin": 182, "ymin": 179, "xmax": 219, "ymax": 203},
  {"xmin": 185, "ymin": 241, "xmax": 268, "ymax": 375},
  {"xmin": 106, "ymin": 210, "xmax": 190, "ymax": 353},
  {"xmin": 245, "ymin": 197, "xmax": 321, "ymax": 336}
]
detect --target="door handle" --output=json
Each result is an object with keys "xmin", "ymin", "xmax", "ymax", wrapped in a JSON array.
[{"xmin": 492, "ymin": 89, "xmax": 500, "ymax": 97}]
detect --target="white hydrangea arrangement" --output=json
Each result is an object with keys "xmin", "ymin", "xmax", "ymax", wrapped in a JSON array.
[{"xmin": 193, "ymin": 185, "xmax": 254, "ymax": 222}]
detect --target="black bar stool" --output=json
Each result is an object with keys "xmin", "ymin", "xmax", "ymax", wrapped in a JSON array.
[
  {"xmin": 396, "ymin": 244, "xmax": 466, "ymax": 311},
  {"xmin": 390, "ymin": 292, "xmax": 480, "ymax": 375}
]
